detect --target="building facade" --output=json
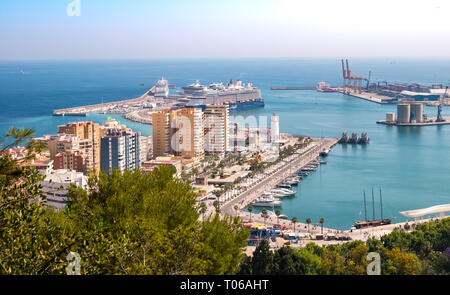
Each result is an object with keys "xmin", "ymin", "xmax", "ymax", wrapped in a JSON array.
[
  {"xmin": 100, "ymin": 125, "xmax": 140, "ymax": 174},
  {"xmin": 53, "ymin": 150, "xmax": 85, "ymax": 173},
  {"xmin": 152, "ymin": 108, "xmax": 203, "ymax": 158},
  {"xmin": 204, "ymin": 105, "xmax": 229, "ymax": 157},
  {"xmin": 58, "ymin": 121, "xmax": 101, "ymax": 173}
]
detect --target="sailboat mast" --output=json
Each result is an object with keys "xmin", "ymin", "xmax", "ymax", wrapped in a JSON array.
[
  {"xmin": 363, "ymin": 191, "xmax": 368, "ymax": 222},
  {"xmin": 380, "ymin": 187, "xmax": 383, "ymax": 221},
  {"xmin": 372, "ymin": 187, "xmax": 375, "ymax": 221}
]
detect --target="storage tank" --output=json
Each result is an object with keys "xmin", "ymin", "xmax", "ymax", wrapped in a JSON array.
[
  {"xmin": 386, "ymin": 112, "xmax": 395, "ymax": 123},
  {"xmin": 410, "ymin": 103, "xmax": 423, "ymax": 123},
  {"xmin": 397, "ymin": 104, "xmax": 410, "ymax": 123}
]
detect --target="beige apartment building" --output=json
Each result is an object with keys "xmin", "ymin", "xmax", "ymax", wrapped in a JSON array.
[
  {"xmin": 58, "ymin": 121, "xmax": 101, "ymax": 173},
  {"xmin": 152, "ymin": 108, "xmax": 204, "ymax": 158}
]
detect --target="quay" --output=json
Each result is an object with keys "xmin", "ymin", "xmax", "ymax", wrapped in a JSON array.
[
  {"xmin": 338, "ymin": 89, "xmax": 392, "ymax": 104},
  {"xmin": 271, "ymin": 86, "xmax": 316, "ymax": 90},
  {"xmin": 220, "ymin": 137, "xmax": 339, "ymax": 217},
  {"xmin": 377, "ymin": 116, "xmax": 450, "ymax": 126},
  {"xmin": 52, "ymin": 87, "xmax": 155, "ymax": 116}
]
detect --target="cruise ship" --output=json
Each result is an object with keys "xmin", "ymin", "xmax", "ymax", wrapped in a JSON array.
[
  {"xmin": 154, "ymin": 77, "xmax": 169, "ymax": 98},
  {"xmin": 184, "ymin": 79, "xmax": 264, "ymax": 111}
]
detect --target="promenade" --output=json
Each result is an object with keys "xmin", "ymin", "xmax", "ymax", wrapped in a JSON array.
[{"xmin": 220, "ymin": 137, "xmax": 339, "ymax": 216}]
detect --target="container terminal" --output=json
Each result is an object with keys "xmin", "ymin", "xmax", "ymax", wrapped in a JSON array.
[{"xmin": 271, "ymin": 59, "xmax": 450, "ymax": 107}]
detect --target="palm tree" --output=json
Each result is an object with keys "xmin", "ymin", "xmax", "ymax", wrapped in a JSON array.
[
  {"xmin": 292, "ymin": 217, "xmax": 298, "ymax": 232},
  {"xmin": 199, "ymin": 202, "xmax": 207, "ymax": 220},
  {"xmin": 261, "ymin": 208, "xmax": 268, "ymax": 225},
  {"xmin": 306, "ymin": 218, "xmax": 312, "ymax": 233},
  {"xmin": 275, "ymin": 210, "xmax": 281, "ymax": 224},
  {"xmin": 319, "ymin": 217, "xmax": 325, "ymax": 234},
  {"xmin": 248, "ymin": 205, "xmax": 253, "ymax": 223},
  {"xmin": 213, "ymin": 200, "xmax": 220, "ymax": 214}
]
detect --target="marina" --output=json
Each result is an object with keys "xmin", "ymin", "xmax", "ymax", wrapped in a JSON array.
[{"xmin": 220, "ymin": 137, "xmax": 339, "ymax": 219}]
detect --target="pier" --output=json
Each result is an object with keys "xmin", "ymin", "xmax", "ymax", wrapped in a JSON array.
[
  {"xmin": 271, "ymin": 86, "xmax": 316, "ymax": 90},
  {"xmin": 52, "ymin": 87, "xmax": 155, "ymax": 116},
  {"xmin": 377, "ymin": 116, "xmax": 450, "ymax": 126},
  {"xmin": 338, "ymin": 89, "xmax": 392, "ymax": 104}
]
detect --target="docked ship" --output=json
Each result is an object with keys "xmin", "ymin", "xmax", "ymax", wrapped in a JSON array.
[
  {"xmin": 316, "ymin": 81, "xmax": 336, "ymax": 92},
  {"xmin": 354, "ymin": 189, "xmax": 393, "ymax": 229},
  {"xmin": 154, "ymin": 77, "xmax": 169, "ymax": 98},
  {"xmin": 184, "ymin": 79, "xmax": 264, "ymax": 111}
]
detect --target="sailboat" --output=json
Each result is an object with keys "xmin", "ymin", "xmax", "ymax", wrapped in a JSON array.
[{"xmin": 353, "ymin": 187, "xmax": 393, "ymax": 229}]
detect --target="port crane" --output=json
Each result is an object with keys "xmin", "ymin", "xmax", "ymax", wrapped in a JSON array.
[
  {"xmin": 437, "ymin": 86, "xmax": 448, "ymax": 122},
  {"xmin": 341, "ymin": 59, "xmax": 368, "ymax": 94}
]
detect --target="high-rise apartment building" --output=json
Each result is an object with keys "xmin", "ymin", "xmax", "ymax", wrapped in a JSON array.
[
  {"xmin": 100, "ymin": 120, "xmax": 140, "ymax": 174},
  {"xmin": 58, "ymin": 121, "xmax": 101, "ymax": 173},
  {"xmin": 152, "ymin": 108, "xmax": 203, "ymax": 158},
  {"xmin": 204, "ymin": 105, "xmax": 229, "ymax": 157}
]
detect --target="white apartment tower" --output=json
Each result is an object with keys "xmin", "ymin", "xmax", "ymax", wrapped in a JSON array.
[{"xmin": 204, "ymin": 105, "xmax": 229, "ymax": 157}]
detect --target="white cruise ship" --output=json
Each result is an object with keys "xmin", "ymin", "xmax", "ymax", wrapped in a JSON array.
[{"xmin": 154, "ymin": 77, "xmax": 169, "ymax": 98}]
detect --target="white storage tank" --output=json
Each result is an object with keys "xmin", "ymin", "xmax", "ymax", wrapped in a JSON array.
[
  {"xmin": 410, "ymin": 103, "xmax": 423, "ymax": 123},
  {"xmin": 397, "ymin": 104, "xmax": 411, "ymax": 123},
  {"xmin": 386, "ymin": 112, "xmax": 395, "ymax": 123}
]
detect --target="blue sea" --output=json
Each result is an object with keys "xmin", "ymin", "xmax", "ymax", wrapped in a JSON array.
[{"xmin": 1, "ymin": 58, "xmax": 450, "ymax": 230}]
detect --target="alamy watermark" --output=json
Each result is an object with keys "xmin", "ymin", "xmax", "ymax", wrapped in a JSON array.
[
  {"xmin": 366, "ymin": 252, "xmax": 381, "ymax": 275},
  {"xmin": 168, "ymin": 114, "xmax": 280, "ymax": 160},
  {"xmin": 66, "ymin": 0, "xmax": 81, "ymax": 16},
  {"xmin": 66, "ymin": 252, "xmax": 81, "ymax": 275}
]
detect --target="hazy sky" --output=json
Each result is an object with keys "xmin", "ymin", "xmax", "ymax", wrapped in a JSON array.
[{"xmin": 1, "ymin": 0, "xmax": 450, "ymax": 60}]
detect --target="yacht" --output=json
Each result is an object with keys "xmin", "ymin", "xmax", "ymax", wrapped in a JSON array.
[
  {"xmin": 251, "ymin": 194, "xmax": 282, "ymax": 207},
  {"xmin": 277, "ymin": 183, "xmax": 292, "ymax": 189},
  {"xmin": 285, "ymin": 177, "xmax": 300, "ymax": 185},
  {"xmin": 271, "ymin": 188, "xmax": 296, "ymax": 196}
]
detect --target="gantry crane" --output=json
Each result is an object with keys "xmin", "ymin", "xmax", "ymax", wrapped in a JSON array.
[
  {"xmin": 437, "ymin": 86, "xmax": 448, "ymax": 122},
  {"xmin": 341, "ymin": 59, "xmax": 368, "ymax": 94}
]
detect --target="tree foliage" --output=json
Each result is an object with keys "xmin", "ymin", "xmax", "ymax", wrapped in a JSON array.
[{"xmin": 0, "ymin": 127, "xmax": 249, "ymax": 274}]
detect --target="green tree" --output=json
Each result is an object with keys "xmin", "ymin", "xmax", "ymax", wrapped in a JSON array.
[
  {"xmin": 292, "ymin": 217, "xmax": 298, "ymax": 232},
  {"xmin": 248, "ymin": 205, "xmax": 253, "ymax": 223},
  {"xmin": 0, "ymin": 127, "xmax": 72, "ymax": 274},
  {"xmin": 320, "ymin": 218, "xmax": 325, "ymax": 234},
  {"xmin": 275, "ymin": 210, "xmax": 281, "ymax": 224},
  {"xmin": 306, "ymin": 218, "xmax": 312, "ymax": 233},
  {"xmin": 199, "ymin": 202, "xmax": 207, "ymax": 220},
  {"xmin": 261, "ymin": 208, "xmax": 268, "ymax": 225},
  {"xmin": 213, "ymin": 200, "xmax": 221, "ymax": 214},
  {"xmin": 251, "ymin": 240, "xmax": 273, "ymax": 275}
]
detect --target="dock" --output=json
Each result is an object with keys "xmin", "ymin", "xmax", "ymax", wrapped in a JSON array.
[
  {"xmin": 338, "ymin": 90, "xmax": 393, "ymax": 104},
  {"xmin": 377, "ymin": 117, "xmax": 450, "ymax": 126},
  {"xmin": 53, "ymin": 87, "xmax": 155, "ymax": 116},
  {"xmin": 271, "ymin": 86, "xmax": 316, "ymax": 90}
]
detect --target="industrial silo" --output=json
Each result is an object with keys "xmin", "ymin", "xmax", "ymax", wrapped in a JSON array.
[
  {"xmin": 386, "ymin": 112, "xmax": 395, "ymax": 123},
  {"xmin": 410, "ymin": 103, "xmax": 423, "ymax": 123},
  {"xmin": 397, "ymin": 104, "xmax": 410, "ymax": 123}
]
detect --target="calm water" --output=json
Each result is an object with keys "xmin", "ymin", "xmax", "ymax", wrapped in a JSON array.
[{"xmin": 1, "ymin": 58, "xmax": 450, "ymax": 229}]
